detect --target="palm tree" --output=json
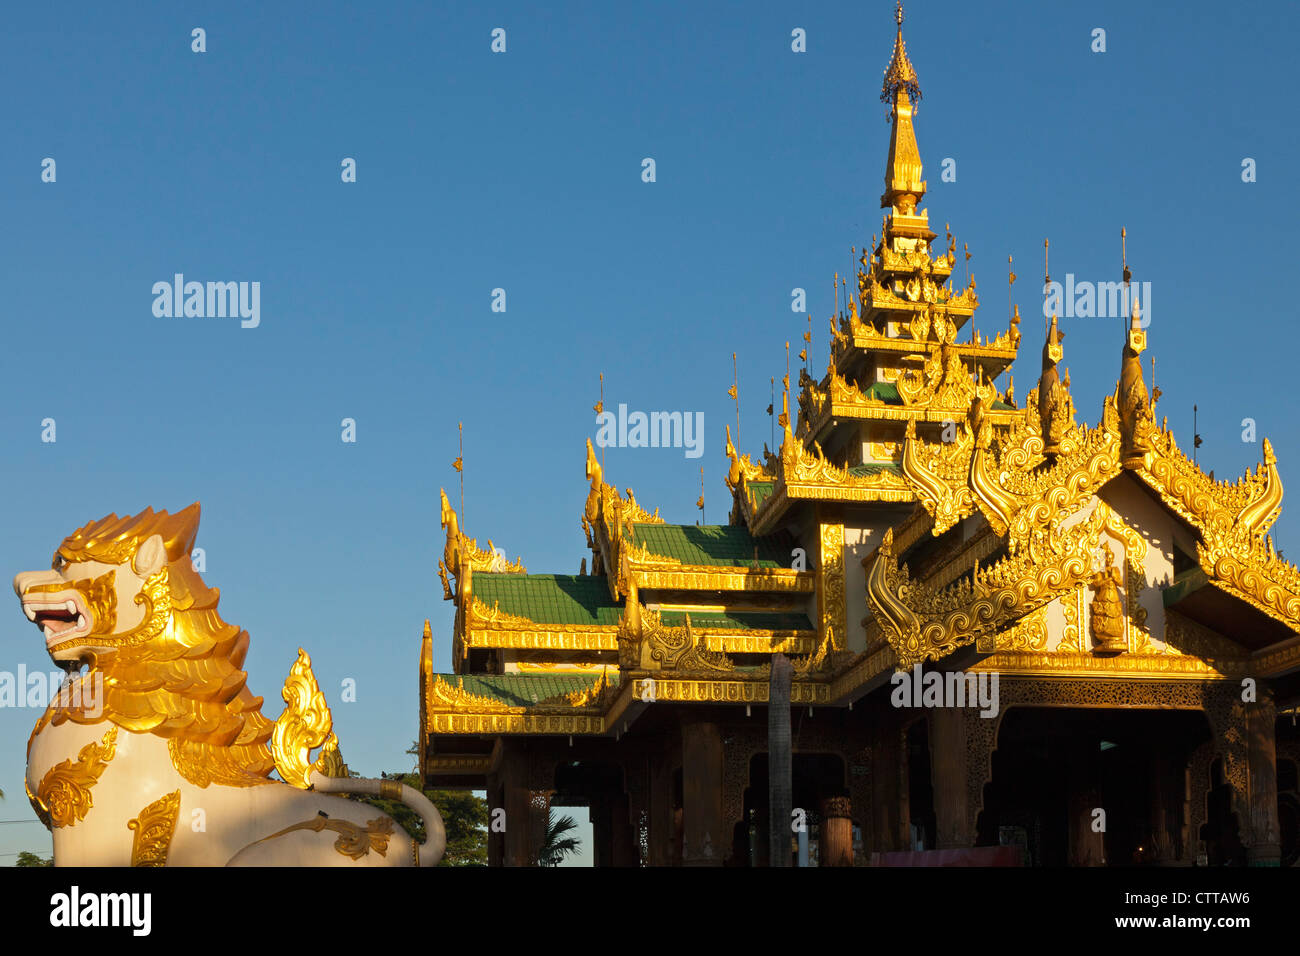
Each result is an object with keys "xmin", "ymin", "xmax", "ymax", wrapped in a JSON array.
[{"xmin": 536, "ymin": 810, "xmax": 581, "ymax": 867}]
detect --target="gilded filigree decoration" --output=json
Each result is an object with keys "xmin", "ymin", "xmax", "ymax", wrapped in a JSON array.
[
  {"xmin": 128, "ymin": 790, "xmax": 181, "ymax": 866},
  {"xmin": 35, "ymin": 726, "xmax": 118, "ymax": 828},
  {"xmin": 865, "ymin": 501, "xmax": 1129, "ymax": 668},
  {"xmin": 1059, "ymin": 587, "xmax": 1084, "ymax": 652},
  {"xmin": 820, "ymin": 523, "xmax": 848, "ymax": 653},
  {"xmin": 427, "ymin": 676, "xmax": 525, "ymax": 712},
  {"xmin": 439, "ymin": 488, "xmax": 525, "ymax": 602},
  {"xmin": 272, "ymin": 648, "xmax": 346, "ymax": 789},
  {"xmin": 630, "ymin": 608, "xmax": 735, "ymax": 673}
]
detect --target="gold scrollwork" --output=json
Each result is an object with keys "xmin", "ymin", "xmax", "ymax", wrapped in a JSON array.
[
  {"xmin": 128, "ymin": 790, "xmax": 181, "ymax": 866},
  {"xmin": 35, "ymin": 726, "xmax": 118, "ymax": 828}
]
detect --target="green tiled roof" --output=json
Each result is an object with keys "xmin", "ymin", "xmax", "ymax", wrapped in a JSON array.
[
  {"xmin": 864, "ymin": 381, "xmax": 901, "ymax": 404},
  {"xmin": 473, "ymin": 574, "xmax": 621, "ymax": 626},
  {"xmin": 630, "ymin": 523, "xmax": 794, "ymax": 568},
  {"xmin": 992, "ymin": 398, "xmax": 1016, "ymax": 410},
  {"xmin": 1163, "ymin": 567, "xmax": 1209, "ymax": 608},
  {"xmin": 849, "ymin": 462, "xmax": 903, "ymax": 478},
  {"xmin": 432, "ymin": 672, "xmax": 618, "ymax": 706},
  {"xmin": 659, "ymin": 610, "xmax": 813, "ymax": 631},
  {"xmin": 747, "ymin": 480, "xmax": 775, "ymax": 509}
]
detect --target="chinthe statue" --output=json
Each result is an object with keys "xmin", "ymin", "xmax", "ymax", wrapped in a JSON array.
[{"xmin": 13, "ymin": 503, "xmax": 445, "ymax": 866}]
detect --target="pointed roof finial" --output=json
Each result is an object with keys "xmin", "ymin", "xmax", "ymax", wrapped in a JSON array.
[{"xmin": 881, "ymin": 1, "xmax": 921, "ymax": 104}]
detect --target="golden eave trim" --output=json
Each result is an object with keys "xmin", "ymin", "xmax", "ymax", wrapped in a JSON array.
[
  {"xmin": 630, "ymin": 564, "xmax": 814, "ymax": 593},
  {"xmin": 968, "ymin": 651, "xmax": 1241, "ymax": 679},
  {"xmin": 462, "ymin": 628, "xmax": 619, "ymax": 651},
  {"xmin": 703, "ymin": 633, "xmax": 816, "ymax": 654}
]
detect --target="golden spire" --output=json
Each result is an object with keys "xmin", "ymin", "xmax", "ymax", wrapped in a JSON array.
[
  {"xmin": 1118, "ymin": 292, "xmax": 1154, "ymax": 468},
  {"xmin": 881, "ymin": 1, "xmax": 925, "ymax": 215},
  {"xmin": 1037, "ymin": 311, "xmax": 1074, "ymax": 455},
  {"xmin": 881, "ymin": 1, "xmax": 921, "ymax": 105}
]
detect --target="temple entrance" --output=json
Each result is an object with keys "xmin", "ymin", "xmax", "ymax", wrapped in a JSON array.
[{"xmin": 976, "ymin": 707, "xmax": 1211, "ymax": 866}]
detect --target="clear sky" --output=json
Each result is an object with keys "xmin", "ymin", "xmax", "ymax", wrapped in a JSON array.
[{"xmin": 2, "ymin": 0, "xmax": 1297, "ymax": 864}]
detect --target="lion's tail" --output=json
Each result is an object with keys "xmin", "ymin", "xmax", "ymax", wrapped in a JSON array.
[{"xmin": 309, "ymin": 772, "xmax": 446, "ymax": 867}]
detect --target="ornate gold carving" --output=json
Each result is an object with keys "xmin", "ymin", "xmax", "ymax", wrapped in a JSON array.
[
  {"xmin": 428, "ymin": 676, "xmax": 524, "ymax": 712},
  {"xmin": 272, "ymin": 649, "xmax": 347, "ymax": 789},
  {"xmin": 1059, "ymin": 587, "xmax": 1084, "ymax": 652},
  {"xmin": 128, "ymin": 790, "xmax": 181, "ymax": 866},
  {"xmin": 1036, "ymin": 313, "xmax": 1075, "ymax": 454},
  {"xmin": 1118, "ymin": 306, "xmax": 1155, "ymax": 467},
  {"xmin": 463, "ymin": 628, "xmax": 618, "ymax": 651},
  {"xmin": 704, "ymin": 634, "xmax": 815, "ymax": 654},
  {"xmin": 636, "ymin": 609, "xmax": 734, "ymax": 673},
  {"xmin": 35, "ymin": 726, "xmax": 118, "ymax": 828},
  {"xmin": 865, "ymin": 501, "xmax": 1126, "ymax": 668},
  {"xmin": 820, "ymin": 523, "xmax": 847, "ymax": 652},
  {"xmin": 901, "ymin": 418, "xmax": 974, "ymax": 534},
  {"xmin": 1235, "ymin": 438, "xmax": 1283, "ymax": 534},
  {"xmin": 982, "ymin": 606, "xmax": 1049, "ymax": 653}
]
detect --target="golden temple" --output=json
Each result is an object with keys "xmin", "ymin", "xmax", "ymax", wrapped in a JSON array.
[{"xmin": 419, "ymin": 4, "xmax": 1300, "ymax": 867}]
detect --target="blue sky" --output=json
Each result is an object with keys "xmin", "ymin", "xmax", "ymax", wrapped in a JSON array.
[{"xmin": 1, "ymin": 0, "xmax": 1296, "ymax": 863}]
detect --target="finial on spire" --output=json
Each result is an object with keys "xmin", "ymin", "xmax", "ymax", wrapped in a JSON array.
[
  {"xmin": 1044, "ymin": 238, "xmax": 1050, "ymax": 287},
  {"xmin": 881, "ymin": 1, "xmax": 921, "ymax": 104},
  {"xmin": 1121, "ymin": 227, "xmax": 1131, "ymax": 285}
]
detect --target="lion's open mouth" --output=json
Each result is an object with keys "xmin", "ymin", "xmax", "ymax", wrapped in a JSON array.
[{"xmin": 22, "ymin": 595, "xmax": 90, "ymax": 646}]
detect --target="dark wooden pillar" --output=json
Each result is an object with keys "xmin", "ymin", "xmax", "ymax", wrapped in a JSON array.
[
  {"xmin": 681, "ymin": 717, "xmax": 725, "ymax": 865},
  {"xmin": 930, "ymin": 707, "xmax": 974, "ymax": 849},
  {"xmin": 590, "ymin": 796, "xmax": 613, "ymax": 867},
  {"xmin": 503, "ymin": 782, "xmax": 533, "ymax": 866},
  {"xmin": 648, "ymin": 756, "xmax": 675, "ymax": 866},
  {"xmin": 611, "ymin": 792, "xmax": 638, "ymax": 867},
  {"xmin": 871, "ymin": 716, "xmax": 905, "ymax": 854},
  {"xmin": 1245, "ymin": 698, "xmax": 1282, "ymax": 866}
]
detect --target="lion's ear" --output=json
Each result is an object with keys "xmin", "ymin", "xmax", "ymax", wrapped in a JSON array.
[{"xmin": 133, "ymin": 534, "xmax": 167, "ymax": 577}]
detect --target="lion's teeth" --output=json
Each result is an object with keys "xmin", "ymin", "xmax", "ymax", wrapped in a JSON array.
[
  {"xmin": 24, "ymin": 605, "xmax": 36, "ymax": 621},
  {"xmin": 66, "ymin": 600, "xmax": 77, "ymax": 614},
  {"xmin": 76, "ymin": 614, "xmax": 86, "ymax": 630},
  {"xmin": 43, "ymin": 625, "xmax": 54, "ymax": 640}
]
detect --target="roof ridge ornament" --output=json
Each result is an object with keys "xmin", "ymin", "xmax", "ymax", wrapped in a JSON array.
[{"xmin": 881, "ymin": 1, "xmax": 921, "ymax": 105}]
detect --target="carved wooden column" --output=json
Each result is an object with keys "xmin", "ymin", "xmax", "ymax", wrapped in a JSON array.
[
  {"xmin": 1245, "ymin": 696, "xmax": 1282, "ymax": 865},
  {"xmin": 681, "ymin": 717, "xmax": 725, "ymax": 866},
  {"xmin": 1207, "ymin": 688, "xmax": 1282, "ymax": 866},
  {"xmin": 819, "ymin": 796, "xmax": 854, "ymax": 866},
  {"xmin": 930, "ymin": 707, "xmax": 975, "ymax": 849}
]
